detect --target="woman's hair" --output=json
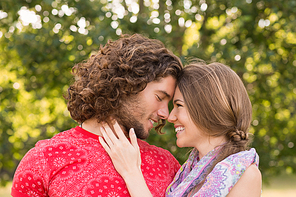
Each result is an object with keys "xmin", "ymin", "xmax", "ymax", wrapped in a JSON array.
[
  {"xmin": 65, "ymin": 34, "xmax": 182, "ymax": 132},
  {"xmin": 178, "ymin": 62, "xmax": 252, "ymax": 177}
]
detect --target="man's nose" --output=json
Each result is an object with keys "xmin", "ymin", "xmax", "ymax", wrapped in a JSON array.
[{"xmin": 157, "ymin": 105, "xmax": 169, "ymax": 119}]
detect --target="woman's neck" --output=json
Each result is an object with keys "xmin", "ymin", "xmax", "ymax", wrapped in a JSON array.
[{"xmin": 196, "ymin": 136, "xmax": 227, "ymax": 159}]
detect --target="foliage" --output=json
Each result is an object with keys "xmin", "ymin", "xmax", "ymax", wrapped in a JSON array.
[{"xmin": 0, "ymin": 0, "xmax": 296, "ymax": 185}]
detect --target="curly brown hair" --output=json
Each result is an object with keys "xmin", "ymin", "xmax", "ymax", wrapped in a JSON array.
[{"xmin": 65, "ymin": 34, "xmax": 182, "ymax": 127}]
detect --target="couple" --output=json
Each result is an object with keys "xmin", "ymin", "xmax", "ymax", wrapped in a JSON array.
[{"xmin": 12, "ymin": 34, "xmax": 261, "ymax": 197}]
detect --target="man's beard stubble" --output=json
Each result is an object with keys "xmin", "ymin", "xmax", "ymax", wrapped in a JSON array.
[{"xmin": 114, "ymin": 99, "xmax": 149, "ymax": 140}]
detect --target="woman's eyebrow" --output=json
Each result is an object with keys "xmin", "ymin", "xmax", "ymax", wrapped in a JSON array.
[{"xmin": 173, "ymin": 99, "xmax": 184, "ymax": 104}]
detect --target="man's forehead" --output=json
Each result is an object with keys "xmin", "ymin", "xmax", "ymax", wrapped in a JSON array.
[
  {"xmin": 155, "ymin": 89, "xmax": 172, "ymax": 99},
  {"xmin": 152, "ymin": 76, "xmax": 177, "ymax": 98}
]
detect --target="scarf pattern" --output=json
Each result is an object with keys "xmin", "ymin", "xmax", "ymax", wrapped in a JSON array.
[{"xmin": 166, "ymin": 148, "xmax": 259, "ymax": 197}]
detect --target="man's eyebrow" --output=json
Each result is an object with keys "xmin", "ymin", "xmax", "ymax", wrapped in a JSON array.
[{"xmin": 157, "ymin": 90, "xmax": 172, "ymax": 99}]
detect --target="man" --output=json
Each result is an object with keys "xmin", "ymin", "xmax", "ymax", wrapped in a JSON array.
[{"xmin": 11, "ymin": 34, "xmax": 183, "ymax": 197}]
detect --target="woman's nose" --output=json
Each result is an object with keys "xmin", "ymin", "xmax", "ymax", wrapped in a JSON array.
[{"xmin": 168, "ymin": 110, "xmax": 177, "ymax": 123}]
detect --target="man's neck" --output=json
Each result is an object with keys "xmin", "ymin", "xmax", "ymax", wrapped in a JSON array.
[
  {"xmin": 80, "ymin": 118, "xmax": 103, "ymax": 136},
  {"xmin": 80, "ymin": 118, "xmax": 128, "ymax": 138}
]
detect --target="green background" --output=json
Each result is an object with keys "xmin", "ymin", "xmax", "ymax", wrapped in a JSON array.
[{"xmin": 1, "ymin": 0, "xmax": 296, "ymax": 186}]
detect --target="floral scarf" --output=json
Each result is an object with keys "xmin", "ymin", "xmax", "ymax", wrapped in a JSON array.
[{"xmin": 166, "ymin": 148, "xmax": 259, "ymax": 197}]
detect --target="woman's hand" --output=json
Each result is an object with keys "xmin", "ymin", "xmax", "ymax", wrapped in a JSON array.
[
  {"xmin": 99, "ymin": 121, "xmax": 141, "ymax": 179},
  {"xmin": 99, "ymin": 121, "xmax": 153, "ymax": 197}
]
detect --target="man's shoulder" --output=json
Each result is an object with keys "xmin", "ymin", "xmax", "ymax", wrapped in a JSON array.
[
  {"xmin": 137, "ymin": 139, "xmax": 181, "ymax": 180},
  {"xmin": 137, "ymin": 139, "xmax": 166, "ymax": 151},
  {"xmin": 19, "ymin": 127, "xmax": 95, "ymax": 169},
  {"xmin": 137, "ymin": 139, "xmax": 177, "ymax": 159},
  {"xmin": 32, "ymin": 127, "xmax": 80, "ymax": 151}
]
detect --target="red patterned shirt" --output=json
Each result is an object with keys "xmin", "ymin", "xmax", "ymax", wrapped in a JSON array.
[{"xmin": 11, "ymin": 126, "xmax": 180, "ymax": 197}]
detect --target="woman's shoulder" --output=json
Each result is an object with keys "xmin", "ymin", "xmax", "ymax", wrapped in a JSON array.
[
  {"xmin": 243, "ymin": 164, "xmax": 261, "ymax": 179},
  {"xmin": 238, "ymin": 163, "xmax": 261, "ymax": 183},
  {"xmin": 226, "ymin": 164, "xmax": 262, "ymax": 197},
  {"xmin": 220, "ymin": 148, "xmax": 259, "ymax": 167}
]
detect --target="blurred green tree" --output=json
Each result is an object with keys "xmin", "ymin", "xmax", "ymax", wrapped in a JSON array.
[{"xmin": 0, "ymin": 0, "xmax": 295, "ymax": 186}]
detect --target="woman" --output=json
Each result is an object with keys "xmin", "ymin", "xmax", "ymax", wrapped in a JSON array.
[{"xmin": 99, "ymin": 62, "xmax": 262, "ymax": 196}]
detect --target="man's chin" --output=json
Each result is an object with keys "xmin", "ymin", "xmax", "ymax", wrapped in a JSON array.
[
  {"xmin": 134, "ymin": 128, "xmax": 149, "ymax": 139},
  {"xmin": 113, "ymin": 114, "xmax": 147, "ymax": 139}
]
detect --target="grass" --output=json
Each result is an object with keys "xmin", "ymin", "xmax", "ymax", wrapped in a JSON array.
[
  {"xmin": 261, "ymin": 173, "xmax": 296, "ymax": 197},
  {"xmin": 0, "ymin": 182, "xmax": 11, "ymax": 197},
  {"xmin": 1, "ymin": 174, "xmax": 296, "ymax": 196}
]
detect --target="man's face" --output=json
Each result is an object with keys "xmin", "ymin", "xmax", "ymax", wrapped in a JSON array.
[{"xmin": 116, "ymin": 76, "xmax": 176, "ymax": 139}]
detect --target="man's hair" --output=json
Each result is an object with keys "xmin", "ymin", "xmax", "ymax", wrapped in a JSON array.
[{"xmin": 65, "ymin": 34, "xmax": 182, "ymax": 125}]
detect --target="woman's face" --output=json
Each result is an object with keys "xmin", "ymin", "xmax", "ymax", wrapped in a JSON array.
[{"xmin": 168, "ymin": 87, "xmax": 207, "ymax": 149}]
